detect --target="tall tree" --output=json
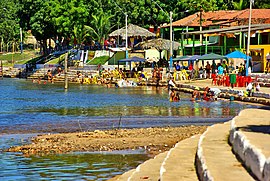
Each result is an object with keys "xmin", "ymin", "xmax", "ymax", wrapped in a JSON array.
[
  {"xmin": 51, "ymin": 0, "xmax": 89, "ymax": 41},
  {"xmin": 0, "ymin": 0, "xmax": 20, "ymax": 44},
  {"xmin": 85, "ymin": 10, "xmax": 114, "ymax": 44}
]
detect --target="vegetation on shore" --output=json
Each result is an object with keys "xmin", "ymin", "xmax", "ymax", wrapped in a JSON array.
[
  {"xmin": 0, "ymin": 50, "xmax": 40, "ymax": 66},
  {"xmin": 87, "ymin": 56, "xmax": 110, "ymax": 65},
  {"xmin": 1, "ymin": 0, "xmax": 269, "ymax": 56}
]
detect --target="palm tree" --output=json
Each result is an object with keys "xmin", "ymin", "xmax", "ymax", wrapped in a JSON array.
[
  {"xmin": 85, "ymin": 11, "xmax": 115, "ymax": 45},
  {"xmin": 232, "ymin": 0, "xmax": 248, "ymax": 10},
  {"xmin": 72, "ymin": 26, "xmax": 91, "ymax": 45}
]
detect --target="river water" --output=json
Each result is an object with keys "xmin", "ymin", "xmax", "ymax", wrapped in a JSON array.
[{"xmin": 0, "ymin": 78, "xmax": 261, "ymax": 180}]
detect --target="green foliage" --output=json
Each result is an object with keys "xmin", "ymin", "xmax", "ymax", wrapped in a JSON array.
[
  {"xmin": 88, "ymin": 56, "xmax": 109, "ymax": 65},
  {"xmin": 0, "ymin": 0, "xmax": 20, "ymax": 43},
  {"xmin": 47, "ymin": 54, "xmax": 65, "ymax": 64},
  {"xmin": 232, "ymin": 0, "xmax": 248, "ymax": 10},
  {"xmin": 0, "ymin": 50, "xmax": 40, "ymax": 65},
  {"xmin": 0, "ymin": 0, "xmax": 268, "ymax": 57},
  {"xmin": 51, "ymin": 0, "xmax": 89, "ymax": 38}
]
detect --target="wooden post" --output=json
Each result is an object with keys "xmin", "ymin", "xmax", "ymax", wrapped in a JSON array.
[
  {"xmin": 0, "ymin": 60, "xmax": 3, "ymax": 79},
  {"xmin": 239, "ymin": 32, "xmax": 242, "ymax": 49},
  {"xmin": 64, "ymin": 52, "xmax": 68, "ymax": 89},
  {"xmin": 223, "ymin": 35, "xmax": 227, "ymax": 55},
  {"xmin": 12, "ymin": 42, "xmax": 15, "ymax": 65},
  {"xmin": 181, "ymin": 34, "xmax": 184, "ymax": 56},
  {"xmin": 192, "ymin": 34, "xmax": 195, "ymax": 55},
  {"xmin": 243, "ymin": 33, "xmax": 246, "ymax": 50},
  {"xmin": 205, "ymin": 36, "xmax": 208, "ymax": 54}
]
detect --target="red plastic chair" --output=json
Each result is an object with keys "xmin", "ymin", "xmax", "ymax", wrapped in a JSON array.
[
  {"xmin": 212, "ymin": 74, "xmax": 217, "ymax": 85},
  {"xmin": 239, "ymin": 76, "xmax": 245, "ymax": 87},
  {"xmin": 225, "ymin": 75, "xmax": 230, "ymax": 86}
]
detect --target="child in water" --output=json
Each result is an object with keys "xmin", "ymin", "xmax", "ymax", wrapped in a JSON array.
[
  {"xmin": 173, "ymin": 93, "xmax": 180, "ymax": 102},
  {"xmin": 191, "ymin": 87, "xmax": 201, "ymax": 101},
  {"xmin": 169, "ymin": 90, "xmax": 180, "ymax": 102}
]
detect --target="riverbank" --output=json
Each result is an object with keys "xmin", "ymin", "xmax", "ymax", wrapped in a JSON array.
[{"xmin": 6, "ymin": 126, "xmax": 207, "ymax": 157}]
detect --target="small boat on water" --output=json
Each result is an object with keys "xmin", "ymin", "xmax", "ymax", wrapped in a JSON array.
[{"xmin": 117, "ymin": 79, "xmax": 137, "ymax": 87}]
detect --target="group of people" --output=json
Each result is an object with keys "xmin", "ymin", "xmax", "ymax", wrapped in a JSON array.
[
  {"xmin": 191, "ymin": 86, "xmax": 221, "ymax": 102},
  {"xmin": 168, "ymin": 77, "xmax": 180, "ymax": 102},
  {"xmin": 239, "ymin": 82, "xmax": 261, "ymax": 97}
]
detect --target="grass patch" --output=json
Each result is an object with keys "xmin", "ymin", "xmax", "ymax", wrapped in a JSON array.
[
  {"xmin": 47, "ymin": 54, "xmax": 66, "ymax": 64},
  {"xmin": 88, "ymin": 56, "xmax": 109, "ymax": 65},
  {"xmin": 0, "ymin": 50, "xmax": 40, "ymax": 65}
]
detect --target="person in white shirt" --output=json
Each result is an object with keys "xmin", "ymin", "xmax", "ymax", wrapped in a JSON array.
[{"xmin": 209, "ymin": 88, "xmax": 221, "ymax": 100}]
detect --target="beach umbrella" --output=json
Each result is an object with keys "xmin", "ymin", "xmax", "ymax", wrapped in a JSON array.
[
  {"xmin": 135, "ymin": 38, "xmax": 181, "ymax": 63},
  {"xmin": 226, "ymin": 50, "xmax": 251, "ymax": 60},
  {"xmin": 135, "ymin": 38, "xmax": 180, "ymax": 51},
  {"xmin": 173, "ymin": 55, "xmax": 191, "ymax": 62},
  {"xmin": 198, "ymin": 53, "xmax": 228, "ymax": 61},
  {"xmin": 117, "ymin": 56, "xmax": 146, "ymax": 70},
  {"xmin": 109, "ymin": 24, "xmax": 156, "ymax": 38},
  {"xmin": 189, "ymin": 55, "xmax": 201, "ymax": 61},
  {"xmin": 118, "ymin": 56, "xmax": 146, "ymax": 63}
]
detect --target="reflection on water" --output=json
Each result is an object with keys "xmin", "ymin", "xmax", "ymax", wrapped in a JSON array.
[
  {"xmin": 0, "ymin": 78, "xmax": 262, "ymax": 180},
  {"xmin": 0, "ymin": 134, "xmax": 149, "ymax": 181},
  {"xmin": 0, "ymin": 78, "xmax": 259, "ymax": 134}
]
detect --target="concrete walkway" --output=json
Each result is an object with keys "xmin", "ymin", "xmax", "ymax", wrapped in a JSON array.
[
  {"xmin": 175, "ymin": 78, "xmax": 270, "ymax": 94},
  {"xmin": 109, "ymin": 78, "xmax": 270, "ymax": 181},
  {"xmin": 197, "ymin": 122, "xmax": 254, "ymax": 181},
  {"xmin": 160, "ymin": 135, "xmax": 200, "ymax": 181},
  {"xmin": 230, "ymin": 109, "xmax": 270, "ymax": 181}
]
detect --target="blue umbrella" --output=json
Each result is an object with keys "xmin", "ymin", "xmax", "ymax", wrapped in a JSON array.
[
  {"xmin": 118, "ymin": 56, "xmax": 146, "ymax": 70},
  {"xmin": 118, "ymin": 56, "xmax": 145, "ymax": 63},
  {"xmin": 226, "ymin": 50, "xmax": 251, "ymax": 60}
]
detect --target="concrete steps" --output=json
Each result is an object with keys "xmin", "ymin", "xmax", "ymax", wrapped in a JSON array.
[
  {"xmin": 27, "ymin": 68, "xmax": 99, "ymax": 83},
  {"xmin": 230, "ymin": 109, "xmax": 270, "ymax": 181},
  {"xmin": 128, "ymin": 151, "xmax": 168, "ymax": 181},
  {"xmin": 160, "ymin": 135, "xmax": 200, "ymax": 181},
  {"xmin": 196, "ymin": 122, "xmax": 254, "ymax": 181},
  {"xmin": 114, "ymin": 108, "xmax": 269, "ymax": 181},
  {"xmin": 116, "ymin": 169, "xmax": 136, "ymax": 181}
]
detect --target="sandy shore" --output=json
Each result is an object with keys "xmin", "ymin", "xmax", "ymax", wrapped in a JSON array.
[{"xmin": 6, "ymin": 126, "xmax": 207, "ymax": 157}]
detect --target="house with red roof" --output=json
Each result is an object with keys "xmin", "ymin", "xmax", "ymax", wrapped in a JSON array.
[{"xmin": 161, "ymin": 9, "xmax": 270, "ymax": 72}]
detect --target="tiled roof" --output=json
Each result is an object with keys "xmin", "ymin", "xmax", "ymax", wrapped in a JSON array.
[
  {"xmin": 171, "ymin": 13, "xmax": 199, "ymax": 27},
  {"xmin": 166, "ymin": 9, "xmax": 270, "ymax": 28},
  {"xmin": 236, "ymin": 9, "xmax": 270, "ymax": 19}
]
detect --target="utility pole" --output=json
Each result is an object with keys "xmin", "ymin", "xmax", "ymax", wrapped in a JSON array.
[
  {"xmin": 199, "ymin": 8, "xmax": 203, "ymax": 45},
  {"xmin": 246, "ymin": 0, "xmax": 253, "ymax": 76},
  {"xmin": 169, "ymin": 11, "xmax": 173, "ymax": 71},
  {"xmin": 113, "ymin": 1, "xmax": 128, "ymax": 59},
  {"xmin": 125, "ymin": 12, "xmax": 128, "ymax": 59},
  {"xmin": 151, "ymin": 0, "xmax": 173, "ymax": 70},
  {"xmin": 64, "ymin": 52, "xmax": 68, "ymax": 89},
  {"xmin": 20, "ymin": 28, "xmax": 23, "ymax": 54},
  {"xmin": 0, "ymin": 60, "xmax": 3, "ymax": 79}
]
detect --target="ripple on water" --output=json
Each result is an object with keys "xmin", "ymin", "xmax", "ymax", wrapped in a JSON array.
[{"xmin": 0, "ymin": 79, "xmax": 263, "ymax": 180}]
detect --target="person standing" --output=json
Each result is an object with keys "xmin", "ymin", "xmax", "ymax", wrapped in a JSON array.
[
  {"xmin": 217, "ymin": 63, "xmax": 224, "ymax": 86},
  {"xmin": 211, "ymin": 60, "xmax": 217, "ymax": 74},
  {"xmin": 205, "ymin": 61, "xmax": 211, "ymax": 78},
  {"xmin": 217, "ymin": 63, "xmax": 224, "ymax": 76}
]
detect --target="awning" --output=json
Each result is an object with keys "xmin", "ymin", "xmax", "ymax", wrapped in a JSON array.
[
  {"xmin": 118, "ymin": 56, "xmax": 145, "ymax": 63},
  {"xmin": 173, "ymin": 55, "xmax": 201, "ymax": 62},
  {"xmin": 226, "ymin": 50, "xmax": 251, "ymax": 60},
  {"xmin": 198, "ymin": 53, "xmax": 228, "ymax": 61}
]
